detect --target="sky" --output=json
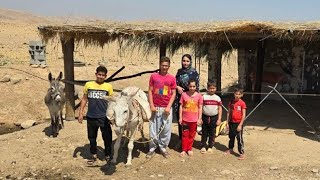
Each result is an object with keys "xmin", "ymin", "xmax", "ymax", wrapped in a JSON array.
[{"xmin": 1, "ymin": 0, "xmax": 320, "ymax": 22}]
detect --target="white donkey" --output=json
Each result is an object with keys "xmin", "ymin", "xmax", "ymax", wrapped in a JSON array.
[{"xmin": 106, "ymin": 86, "xmax": 151, "ymax": 166}]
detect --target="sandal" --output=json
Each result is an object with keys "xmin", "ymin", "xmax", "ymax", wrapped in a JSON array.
[
  {"xmin": 200, "ymin": 147, "xmax": 206, "ymax": 154},
  {"xmin": 146, "ymin": 151, "xmax": 155, "ymax": 159},
  {"xmin": 238, "ymin": 154, "xmax": 245, "ymax": 160},
  {"xmin": 224, "ymin": 149, "xmax": 231, "ymax": 155},
  {"xmin": 179, "ymin": 151, "xmax": 186, "ymax": 157},
  {"xmin": 187, "ymin": 151, "xmax": 193, "ymax": 156},
  {"xmin": 161, "ymin": 151, "xmax": 170, "ymax": 158},
  {"xmin": 105, "ymin": 155, "xmax": 112, "ymax": 162},
  {"xmin": 87, "ymin": 154, "xmax": 97, "ymax": 165}
]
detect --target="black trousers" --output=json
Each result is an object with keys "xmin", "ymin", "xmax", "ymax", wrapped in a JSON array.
[
  {"xmin": 201, "ymin": 114, "xmax": 218, "ymax": 148},
  {"xmin": 87, "ymin": 117, "xmax": 112, "ymax": 156},
  {"xmin": 228, "ymin": 122, "xmax": 244, "ymax": 154}
]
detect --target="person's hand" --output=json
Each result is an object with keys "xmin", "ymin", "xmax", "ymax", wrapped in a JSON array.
[
  {"xmin": 164, "ymin": 107, "xmax": 171, "ymax": 115},
  {"xmin": 150, "ymin": 105, "xmax": 156, "ymax": 112},
  {"xmin": 177, "ymin": 86, "xmax": 184, "ymax": 94},
  {"xmin": 216, "ymin": 119, "xmax": 221, "ymax": 126},
  {"xmin": 78, "ymin": 114, "xmax": 83, "ymax": 124},
  {"xmin": 179, "ymin": 118, "xmax": 182, "ymax": 125},
  {"xmin": 237, "ymin": 124, "xmax": 242, "ymax": 132},
  {"xmin": 197, "ymin": 119, "xmax": 203, "ymax": 126}
]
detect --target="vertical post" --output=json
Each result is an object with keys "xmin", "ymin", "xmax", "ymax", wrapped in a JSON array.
[
  {"xmin": 159, "ymin": 40, "xmax": 166, "ymax": 59},
  {"xmin": 238, "ymin": 48, "xmax": 247, "ymax": 89},
  {"xmin": 291, "ymin": 46, "xmax": 304, "ymax": 95},
  {"xmin": 207, "ymin": 43, "xmax": 222, "ymax": 91},
  {"xmin": 254, "ymin": 40, "xmax": 266, "ymax": 102},
  {"xmin": 61, "ymin": 37, "xmax": 75, "ymax": 121},
  {"xmin": 216, "ymin": 52, "xmax": 222, "ymax": 92}
]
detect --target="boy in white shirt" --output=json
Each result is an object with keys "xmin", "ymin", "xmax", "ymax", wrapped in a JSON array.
[{"xmin": 200, "ymin": 81, "xmax": 222, "ymax": 153}]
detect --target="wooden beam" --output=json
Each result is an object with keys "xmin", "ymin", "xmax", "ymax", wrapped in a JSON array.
[
  {"xmin": 254, "ymin": 40, "xmax": 266, "ymax": 103},
  {"xmin": 159, "ymin": 40, "xmax": 166, "ymax": 59},
  {"xmin": 61, "ymin": 38, "xmax": 75, "ymax": 121},
  {"xmin": 216, "ymin": 53, "xmax": 222, "ymax": 92}
]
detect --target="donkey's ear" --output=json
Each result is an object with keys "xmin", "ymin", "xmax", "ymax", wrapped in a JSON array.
[
  {"xmin": 48, "ymin": 72, "xmax": 53, "ymax": 82},
  {"xmin": 57, "ymin": 72, "xmax": 63, "ymax": 81}
]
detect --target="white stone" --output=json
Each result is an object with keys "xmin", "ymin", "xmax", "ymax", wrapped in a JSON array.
[
  {"xmin": 269, "ymin": 166, "xmax": 279, "ymax": 170},
  {"xmin": 158, "ymin": 174, "xmax": 164, "ymax": 177},
  {"xmin": 11, "ymin": 78, "xmax": 21, "ymax": 84},
  {"xmin": 220, "ymin": 169, "xmax": 233, "ymax": 175},
  {"xmin": 149, "ymin": 175, "xmax": 155, "ymax": 178},
  {"xmin": 21, "ymin": 120, "xmax": 36, "ymax": 129},
  {"xmin": 0, "ymin": 75, "xmax": 10, "ymax": 82},
  {"xmin": 30, "ymin": 64, "xmax": 40, "ymax": 68},
  {"xmin": 311, "ymin": 169, "xmax": 318, "ymax": 173}
]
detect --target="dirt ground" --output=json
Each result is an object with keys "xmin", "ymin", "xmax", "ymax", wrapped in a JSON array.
[{"xmin": 0, "ymin": 9, "xmax": 319, "ymax": 179}]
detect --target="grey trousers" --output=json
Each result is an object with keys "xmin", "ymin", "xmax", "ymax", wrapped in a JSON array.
[{"xmin": 149, "ymin": 107, "xmax": 172, "ymax": 152}]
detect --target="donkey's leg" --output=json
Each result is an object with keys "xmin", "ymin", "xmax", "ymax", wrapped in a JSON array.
[
  {"xmin": 52, "ymin": 116, "xmax": 58, "ymax": 137},
  {"xmin": 126, "ymin": 125, "xmax": 138, "ymax": 166},
  {"xmin": 111, "ymin": 127, "xmax": 122, "ymax": 164},
  {"xmin": 139, "ymin": 122, "xmax": 147, "ymax": 147},
  {"xmin": 60, "ymin": 110, "xmax": 64, "ymax": 129},
  {"xmin": 50, "ymin": 114, "xmax": 54, "ymax": 136},
  {"xmin": 55, "ymin": 115, "xmax": 60, "ymax": 136}
]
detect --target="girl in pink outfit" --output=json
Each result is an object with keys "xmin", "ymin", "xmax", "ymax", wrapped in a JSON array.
[{"xmin": 179, "ymin": 79, "xmax": 203, "ymax": 157}]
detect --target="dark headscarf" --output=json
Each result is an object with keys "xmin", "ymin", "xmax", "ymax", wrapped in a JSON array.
[
  {"xmin": 175, "ymin": 54, "xmax": 199, "ymax": 91},
  {"xmin": 174, "ymin": 54, "xmax": 200, "ymax": 112}
]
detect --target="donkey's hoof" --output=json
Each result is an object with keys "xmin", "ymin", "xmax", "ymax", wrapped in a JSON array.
[
  {"xmin": 111, "ymin": 159, "xmax": 117, "ymax": 164},
  {"xmin": 125, "ymin": 163, "xmax": 132, "ymax": 168}
]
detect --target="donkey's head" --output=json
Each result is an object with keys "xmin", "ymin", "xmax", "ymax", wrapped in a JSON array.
[
  {"xmin": 106, "ymin": 89, "xmax": 140, "ymax": 127},
  {"xmin": 48, "ymin": 72, "xmax": 64, "ymax": 102}
]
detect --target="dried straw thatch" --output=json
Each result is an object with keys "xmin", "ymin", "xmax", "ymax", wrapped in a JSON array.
[{"xmin": 38, "ymin": 20, "xmax": 320, "ymax": 55}]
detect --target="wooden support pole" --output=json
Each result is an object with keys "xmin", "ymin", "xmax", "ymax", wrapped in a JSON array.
[
  {"xmin": 207, "ymin": 44, "xmax": 222, "ymax": 91},
  {"xmin": 254, "ymin": 40, "xmax": 266, "ymax": 102},
  {"xmin": 238, "ymin": 48, "xmax": 247, "ymax": 89},
  {"xmin": 61, "ymin": 38, "xmax": 75, "ymax": 121},
  {"xmin": 159, "ymin": 40, "xmax": 166, "ymax": 59}
]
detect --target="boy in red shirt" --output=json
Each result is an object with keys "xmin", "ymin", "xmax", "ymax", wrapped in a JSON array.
[
  {"xmin": 225, "ymin": 88, "xmax": 247, "ymax": 160},
  {"xmin": 147, "ymin": 56, "xmax": 177, "ymax": 158}
]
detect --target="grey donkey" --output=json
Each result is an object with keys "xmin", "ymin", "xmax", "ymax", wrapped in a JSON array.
[{"xmin": 44, "ymin": 72, "xmax": 66, "ymax": 137}]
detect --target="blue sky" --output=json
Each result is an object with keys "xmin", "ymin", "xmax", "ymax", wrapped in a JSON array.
[{"xmin": 1, "ymin": 0, "xmax": 319, "ymax": 22}]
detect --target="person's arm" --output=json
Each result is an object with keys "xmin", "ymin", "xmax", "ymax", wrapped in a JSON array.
[
  {"xmin": 217, "ymin": 105, "xmax": 222, "ymax": 125},
  {"xmin": 176, "ymin": 71, "xmax": 185, "ymax": 94},
  {"xmin": 179, "ymin": 101, "xmax": 183, "ymax": 125},
  {"xmin": 148, "ymin": 86, "xmax": 156, "ymax": 112},
  {"xmin": 197, "ymin": 102, "xmax": 203, "ymax": 125},
  {"xmin": 237, "ymin": 107, "xmax": 247, "ymax": 132},
  {"xmin": 165, "ymin": 90, "xmax": 176, "ymax": 114},
  {"xmin": 78, "ymin": 94, "xmax": 88, "ymax": 124}
]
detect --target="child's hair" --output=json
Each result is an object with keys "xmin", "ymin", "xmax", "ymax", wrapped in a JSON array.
[
  {"xmin": 207, "ymin": 81, "xmax": 216, "ymax": 88},
  {"xmin": 234, "ymin": 87, "xmax": 244, "ymax": 94},
  {"xmin": 188, "ymin": 79, "xmax": 197, "ymax": 85},
  {"xmin": 160, "ymin": 56, "xmax": 171, "ymax": 64},
  {"xmin": 96, "ymin": 66, "xmax": 108, "ymax": 74}
]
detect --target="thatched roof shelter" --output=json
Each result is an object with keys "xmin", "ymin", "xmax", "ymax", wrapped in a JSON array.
[
  {"xmin": 38, "ymin": 20, "xmax": 320, "ymax": 54},
  {"xmin": 38, "ymin": 20, "xmax": 320, "ymax": 119}
]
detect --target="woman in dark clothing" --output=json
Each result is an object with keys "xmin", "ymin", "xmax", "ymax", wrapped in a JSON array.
[{"xmin": 174, "ymin": 54, "xmax": 200, "ymax": 140}]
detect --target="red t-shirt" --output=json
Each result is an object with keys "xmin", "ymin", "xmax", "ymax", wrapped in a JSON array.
[
  {"xmin": 149, "ymin": 73, "xmax": 177, "ymax": 107},
  {"xmin": 228, "ymin": 99, "xmax": 247, "ymax": 123}
]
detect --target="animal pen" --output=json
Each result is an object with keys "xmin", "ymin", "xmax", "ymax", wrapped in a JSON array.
[{"xmin": 38, "ymin": 21, "xmax": 320, "ymax": 126}]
